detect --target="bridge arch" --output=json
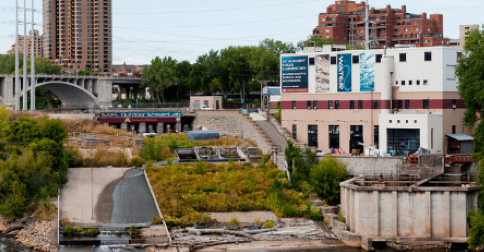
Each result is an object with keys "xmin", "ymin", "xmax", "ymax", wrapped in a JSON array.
[{"xmin": 26, "ymin": 81, "xmax": 98, "ymax": 108}]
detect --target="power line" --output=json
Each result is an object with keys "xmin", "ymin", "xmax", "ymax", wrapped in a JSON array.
[{"xmin": 115, "ymin": 0, "xmax": 320, "ymax": 15}]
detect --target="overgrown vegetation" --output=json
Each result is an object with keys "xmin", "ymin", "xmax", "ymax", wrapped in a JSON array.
[
  {"xmin": 147, "ymin": 159, "xmax": 324, "ymax": 227},
  {"xmin": 0, "ymin": 106, "xmax": 71, "ymax": 219},
  {"xmin": 455, "ymin": 25, "xmax": 484, "ymax": 249},
  {"xmin": 285, "ymin": 140, "xmax": 350, "ymax": 206}
]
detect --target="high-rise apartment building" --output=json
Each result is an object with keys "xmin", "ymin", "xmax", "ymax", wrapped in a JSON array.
[
  {"xmin": 43, "ymin": 0, "xmax": 112, "ymax": 73},
  {"xmin": 312, "ymin": 0, "xmax": 449, "ymax": 48},
  {"xmin": 7, "ymin": 30, "xmax": 43, "ymax": 57}
]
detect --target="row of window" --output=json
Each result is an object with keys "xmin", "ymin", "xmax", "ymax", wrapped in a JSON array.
[
  {"xmin": 291, "ymin": 99, "xmax": 458, "ymax": 110},
  {"xmin": 292, "ymin": 125, "xmax": 380, "ymax": 149}
]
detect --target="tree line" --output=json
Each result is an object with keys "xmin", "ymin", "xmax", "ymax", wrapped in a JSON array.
[{"xmin": 141, "ymin": 36, "xmax": 334, "ymax": 103}]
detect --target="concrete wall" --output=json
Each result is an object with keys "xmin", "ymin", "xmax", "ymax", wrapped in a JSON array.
[
  {"xmin": 340, "ymin": 180, "xmax": 479, "ymax": 240},
  {"xmin": 190, "ymin": 96, "xmax": 223, "ymax": 110},
  {"xmin": 48, "ymin": 113, "xmax": 95, "ymax": 120},
  {"xmin": 194, "ymin": 110, "xmax": 272, "ymax": 153},
  {"xmin": 335, "ymin": 157, "xmax": 403, "ymax": 176}
]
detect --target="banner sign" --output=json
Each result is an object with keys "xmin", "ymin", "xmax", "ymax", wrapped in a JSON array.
[
  {"xmin": 100, "ymin": 117, "xmax": 177, "ymax": 123},
  {"xmin": 100, "ymin": 111, "xmax": 182, "ymax": 118},
  {"xmin": 337, "ymin": 54, "xmax": 352, "ymax": 92},
  {"xmin": 281, "ymin": 56, "xmax": 308, "ymax": 93},
  {"xmin": 315, "ymin": 54, "xmax": 330, "ymax": 93},
  {"xmin": 360, "ymin": 53, "xmax": 375, "ymax": 92}
]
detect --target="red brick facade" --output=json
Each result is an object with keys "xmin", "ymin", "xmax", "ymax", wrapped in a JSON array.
[{"xmin": 313, "ymin": 1, "xmax": 449, "ymax": 48}]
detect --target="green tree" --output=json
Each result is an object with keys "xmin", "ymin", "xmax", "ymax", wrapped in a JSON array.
[
  {"xmin": 175, "ymin": 60, "xmax": 192, "ymax": 98},
  {"xmin": 142, "ymin": 56, "xmax": 177, "ymax": 104},
  {"xmin": 297, "ymin": 35, "xmax": 334, "ymax": 51},
  {"xmin": 309, "ymin": 156, "xmax": 350, "ymax": 205}
]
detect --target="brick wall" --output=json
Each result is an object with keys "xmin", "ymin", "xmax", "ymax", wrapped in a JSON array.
[{"xmin": 194, "ymin": 110, "xmax": 272, "ymax": 153}]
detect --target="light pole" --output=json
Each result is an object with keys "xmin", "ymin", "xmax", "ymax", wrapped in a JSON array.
[
  {"xmin": 30, "ymin": 0, "xmax": 35, "ymax": 111},
  {"xmin": 15, "ymin": 0, "xmax": 20, "ymax": 110},
  {"xmin": 22, "ymin": 0, "xmax": 27, "ymax": 111}
]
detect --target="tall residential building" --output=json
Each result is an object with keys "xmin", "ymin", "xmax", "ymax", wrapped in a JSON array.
[
  {"xmin": 7, "ymin": 30, "xmax": 43, "ymax": 57},
  {"xmin": 449, "ymin": 25, "xmax": 480, "ymax": 48},
  {"xmin": 43, "ymin": 0, "xmax": 113, "ymax": 73},
  {"xmin": 312, "ymin": 1, "xmax": 449, "ymax": 48}
]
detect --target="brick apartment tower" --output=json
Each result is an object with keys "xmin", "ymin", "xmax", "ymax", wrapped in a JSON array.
[
  {"xmin": 7, "ymin": 30, "xmax": 43, "ymax": 57},
  {"xmin": 313, "ymin": 0, "xmax": 449, "ymax": 48},
  {"xmin": 43, "ymin": 0, "xmax": 112, "ymax": 73}
]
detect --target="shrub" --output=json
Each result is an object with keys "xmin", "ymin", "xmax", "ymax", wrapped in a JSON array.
[
  {"xmin": 201, "ymin": 212, "xmax": 211, "ymax": 222},
  {"xmin": 86, "ymin": 228, "xmax": 100, "ymax": 235},
  {"xmin": 338, "ymin": 216, "xmax": 346, "ymax": 223},
  {"xmin": 309, "ymin": 156, "xmax": 350, "ymax": 205},
  {"xmin": 60, "ymin": 218, "xmax": 72, "ymax": 227},
  {"xmin": 63, "ymin": 224, "xmax": 75, "ymax": 236},
  {"xmin": 468, "ymin": 210, "xmax": 484, "ymax": 249},
  {"xmin": 229, "ymin": 217, "xmax": 240, "ymax": 226},
  {"xmin": 75, "ymin": 226, "xmax": 84, "ymax": 232},
  {"xmin": 131, "ymin": 157, "xmax": 144, "ymax": 167},
  {"xmin": 253, "ymin": 217, "xmax": 261, "ymax": 223},
  {"xmin": 263, "ymin": 220, "xmax": 275, "ymax": 229},
  {"xmin": 151, "ymin": 216, "xmax": 164, "ymax": 225},
  {"xmin": 126, "ymin": 225, "xmax": 138, "ymax": 232}
]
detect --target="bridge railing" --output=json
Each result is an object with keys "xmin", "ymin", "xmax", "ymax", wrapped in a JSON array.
[{"xmin": 107, "ymin": 102, "xmax": 190, "ymax": 109}]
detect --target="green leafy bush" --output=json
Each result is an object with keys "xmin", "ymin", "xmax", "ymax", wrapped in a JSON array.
[
  {"xmin": 86, "ymin": 228, "xmax": 100, "ymax": 235},
  {"xmin": 263, "ymin": 220, "xmax": 275, "ymax": 229},
  {"xmin": 131, "ymin": 157, "xmax": 144, "ymax": 167},
  {"xmin": 63, "ymin": 224, "xmax": 75, "ymax": 236},
  {"xmin": 338, "ymin": 216, "xmax": 346, "ymax": 223},
  {"xmin": 309, "ymin": 156, "xmax": 350, "ymax": 205},
  {"xmin": 151, "ymin": 216, "xmax": 164, "ymax": 225}
]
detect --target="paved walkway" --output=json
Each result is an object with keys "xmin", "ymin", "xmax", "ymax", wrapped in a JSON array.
[{"xmin": 255, "ymin": 120, "xmax": 288, "ymax": 151}]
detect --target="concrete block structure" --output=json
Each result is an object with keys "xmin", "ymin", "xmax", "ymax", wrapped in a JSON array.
[
  {"xmin": 339, "ymin": 179, "xmax": 479, "ymax": 246},
  {"xmin": 190, "ymin": 96, "xmax": 223, "ymax": 110}
]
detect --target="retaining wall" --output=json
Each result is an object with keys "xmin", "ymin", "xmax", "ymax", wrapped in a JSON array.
[
  {"xmin": 335, "ymin": 157, "xmax": 404, "ymax": 176},
  {"xmin": 194, "ymin": 110, "xmax": 272, "ymax": 153}
]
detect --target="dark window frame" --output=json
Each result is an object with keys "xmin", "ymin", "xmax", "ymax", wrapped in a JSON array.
[
  {"xmin": 399, "ymin": 53, "xmax": 407, "ymax": 62},
  {"xmin": 335, "ymin": 100, "xmax": 340, "ymax": 109},
  {"xmin": 307, "ymin": 100, "xmax": 312, "ymax": 109},
  {"xmin": 292, "ymin": 124, "xmax": 297, "ymax": 140},
  {"xmin": 352, "ymin": 55, "xmax": 359, "ymax": 64},
  {"xmin": 374, "ymin": 100, "xmax": 379, "ymax": 109},
  {"xmin": 329, "ymin": 100, "xmax": 334, "ymax": 110},
  {"xmin": 424, "ymin": 52, "xmax": 432, "ymax": 61},
  {"xmin": 376, "ymin": 54, "xmax": 382, "ymax": 63},
  {"xmin": 405, "ymin": 99, "xmax": 410, "ymax": 109},
  {"xmin": 350, "ymin": 100, "xmax": 355, "ymax": 109},
  {"xmin": 423, "ymin": 99, "xmax": 429, "ymax": 109},
  {"xmin": 292, "ymin": 101, "xmax": 296, "ymax": 109},
  {"xmin": 309, "ymin": 57, "xmax": 315, "ymax": 65},
  {"xmin": 358, "ymin": 100, "xmax": 363, "ymax": 109},
  {"xmin": 313, "ymin": 101, "xmax": 318, "ymax": 110},
  {"xmin": 330, "ymin": 56, "xmax": 337, "ymax": 64}
]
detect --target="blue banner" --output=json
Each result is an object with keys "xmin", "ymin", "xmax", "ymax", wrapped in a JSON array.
[
  {"xmin": 100, "ymin": 111, "xmax": 182, "ymax": 118},
  {"xmin": 281, "ymin": 56, "xmax": 308, "ymax": 93},
  {"xmin": 337, "ymin": 54, "xmax": 352, "ymax": 92},
  {"xmin": 360, "ymin": 53, "xmax": 375, "ymax": 92}
]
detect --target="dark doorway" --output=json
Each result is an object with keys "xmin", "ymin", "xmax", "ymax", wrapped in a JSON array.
[
  {"xmin": 146, "ymin": 123, "xmax": 157, "ymax": 133},
  {"xmin": 308, "ymin": 125, "xmax": 318, "ymax": 148},
  {"xmin": 128, "ymin": 123, "xmax": 139, "ymax": 134},
  {"xmin": 216, "ymin": 100, "xmax": 220, "ymax": 109},
  {"xmin": 350, "ymin": 125, "xmax": 363, "ymax": 155}
]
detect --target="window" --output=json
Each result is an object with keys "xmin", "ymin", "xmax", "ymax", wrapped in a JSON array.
[
  {"xmin": 313, "ymin": 101, "xmax": 318, "ymax": 110},
  {"xmin": 331, "ymin": 56, "xmax": 337, "ymax": 65},
  {"xmin": 424, "ymin": 52, "xmax": 432, "ymax": 61},
  {"xmin": 397, "ymin": 100, "xmax": 403, "ymax": 109},
  {"xmin": 389, "ymin": 120, "xmax": 392, "ymax": 123},
  {"xmin": 423, "ymin": 99, "xmax": 429, "ymax": 109},
  {"xmin": 401, "ymin": 80, "xmax": 406, "ymax": 85},
  {"xmin": 414, "ymin": 28, "xmax": 419, "ymax": 31},
  {"xmin": 405, "ymin": 100, "xmax": 410, "ymax": 109},
  {"xmin": 416, "ymin": 80, "xmax": 420, "ymax": 85},
  {"xmin": 374, "ymin": 100, "xmax": 379, "ymax": 109},
  {"xmin": 452, "ymin": 99, "xmax": 456, "ymax": 109},
  {"xmin": 292, "ymin": 125, "xmax": 297, "ymax": 140},
  {"xmin": 329, "ymin": 100, "xmax": 334, "ymax": 109},
  {"xmin": 409, "ymin": 80, "xmax": 412, "ymax": 85},
  {"xmin": 457, "ymin": 52, "xmax": 463, "ymax": 60},
  {"xmin": 309, "ymin": 58, "xmax": 315, "ymax": 65},
  {"xmin": 329, "ymin": 125, "xmax": 340, "ymax": 149},
  {"xmin": 423, "ymin": 80, "xmax": 428, "ymax": 85},
  {"xmin": 358, "ymin": 100, "xmax": 363, "ymax": 109},
  {"xmin": 292, "ymin": 101, "xmax": 296, "ymax": 109},
  {"xmin": 374, "ymin": 126, "xmax": 379, "ymax": 146},
  {"xmin": 452, "ymin": 125, "xmax": 456, "ymax": 134},
  {"xmin": 308, "ymin": 125, "xmax": 318, "ymax": 148},
  {"xmin": 425, "ymin": 40, "xmax": 430, "ymax": 43},
  {"xmin": 350, "ymin": 100, "xmax": 355, "ymax": 109},
  {"xmin": 335, "ymin": 100, "xmax": 339, "ymax": 109},
  {"xmin": 394, "ymin": 29, "xmax": 399, "ymax": 32},
  {"xmin": 431, "ymin": 128, "xmax": 434, "ymax": 149},
  {"xmin": 399, "ymin": 53, "xmax": 407, "ymax": 62},
  {"xmin": 376, "ymin": 54, "xmax": 382, "ymax": 63},
  {"xmin": 307, "ymin": 101, "xmax": 312, "ymax": 109},
  {"xmin": 352, "ymin": 55, "xmax": 359, "ymax": 64},
  {"xmin": 387, "ymin": 129, "xmax": 420, "ymax": 156},
  {"xmin": 404, "ymin": 28, "xmax": 408, "ymax": 32}
]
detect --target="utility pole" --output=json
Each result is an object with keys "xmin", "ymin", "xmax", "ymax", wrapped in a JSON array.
[
  {"xmin": 15, "ymin": 0, "xmax": 20, "ymax": 111},
  {"xmin": 22, "ymin": 0, "xmax": 27, "ymax": 111},
  {"xmin": 30, "ymin": 0, "xmax": 35, "ymax": 110},
  {"xmin": 365, "ymin": 0, "xmax": 369, "ymax": 50}
]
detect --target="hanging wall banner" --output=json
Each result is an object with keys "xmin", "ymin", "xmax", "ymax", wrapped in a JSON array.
[
  {"xmin": 281, "ymin": 56, "xmax": 308, "ymax": 93},
  {"xmin": 360, "ymin": 53, "xmax": 375, "ymax": 92},
  {"xmin": 315, "ymin": 54, "xmax": 330, "ymax": 93},
  {"xmin": 337, "ymin": 54, "xmax": 352, "ymax": 92}
]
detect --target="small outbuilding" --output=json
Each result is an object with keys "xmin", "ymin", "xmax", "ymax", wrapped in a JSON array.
[
  {"xmin": 445, "ymin": 134, "xmax": 473, "ymax": 154},
  {"xmin": 187, "ymin": 130, "xmax": 220, "ymax": 141}
]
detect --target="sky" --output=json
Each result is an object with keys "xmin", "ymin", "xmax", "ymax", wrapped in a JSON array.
[{"xmin": 0, "ymin": 0, "xmax": 482, "ymax": 65}]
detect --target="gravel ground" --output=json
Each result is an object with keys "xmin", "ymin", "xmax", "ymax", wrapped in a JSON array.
[{"xmin": 110, "ymin": 169, "xmax": 159, "ymax": 224}]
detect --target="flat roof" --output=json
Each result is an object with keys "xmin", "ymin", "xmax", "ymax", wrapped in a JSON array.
[{"xmin": 446, "ymin": 134, "xmax": 473, "ymax": 141}]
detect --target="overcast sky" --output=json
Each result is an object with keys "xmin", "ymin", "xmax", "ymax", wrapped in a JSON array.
[{"xmin": 0, "ymin": 0, "xmax": 482, "ymax": 65}]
